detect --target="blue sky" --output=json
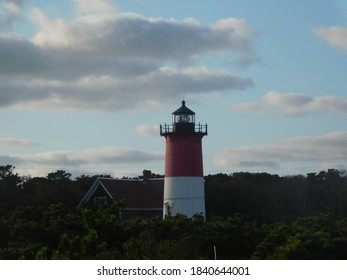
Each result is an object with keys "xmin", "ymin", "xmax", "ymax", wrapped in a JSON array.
[{"xmin": 1, "ymin": 0, "xmax": 347, "ymax": 178}]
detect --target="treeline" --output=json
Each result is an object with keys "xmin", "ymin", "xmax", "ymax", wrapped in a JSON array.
[
  {"xmin": 1, "ymin": 205, "xmax": 347, "ymax": 259},
  {"xmin": 0, "ymin": 165, "xmax": 103, "ymax": 209},
  {"xmin": 1, "ymin": 165, "xmax": 347, "ymax": 259},
  {"xmin": 2, "ymin": 165, "xmax": 347, "ymax": 222},
  {"xmin": 206, "ymin": 169, "xmax": 347, "ymax": 222}
]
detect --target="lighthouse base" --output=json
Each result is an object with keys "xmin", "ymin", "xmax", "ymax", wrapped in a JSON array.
[{"xmin": 163, "ymin": 176, "xmax": 205, "ymax": 218}]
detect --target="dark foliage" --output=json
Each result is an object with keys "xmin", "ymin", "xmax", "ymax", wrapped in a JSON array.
[
  {"xmin": 205, "ymin": 169, "xmax": 347, "ymax": 222},
  {"xmin": 1, "ymin": 165, "xmax": 347, "ymax": 259}
]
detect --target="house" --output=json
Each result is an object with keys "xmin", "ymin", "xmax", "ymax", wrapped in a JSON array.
[{"xmin": 77, "ymin": 170, "xmax": 164, "ymax": 220}]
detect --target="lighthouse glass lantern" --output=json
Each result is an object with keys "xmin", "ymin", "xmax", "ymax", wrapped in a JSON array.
[{"xmin": 160, "ymin": 101, "xmax": 207, "ymax": 218}]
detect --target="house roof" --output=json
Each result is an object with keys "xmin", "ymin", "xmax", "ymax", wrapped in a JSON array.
[{"xmin": 77, "ymin": 177, "xmax": 164, "ymax": 209}]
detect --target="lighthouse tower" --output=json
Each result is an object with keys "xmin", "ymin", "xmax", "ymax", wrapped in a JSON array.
[{"xmin": 160, "ymin": 101, "xmax": 207, "ymax": 218}]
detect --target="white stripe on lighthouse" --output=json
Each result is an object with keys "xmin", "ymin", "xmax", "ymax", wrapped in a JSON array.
[{"xmin": 163, "ymin": 176, "xmax": 205, "ymax": 218}]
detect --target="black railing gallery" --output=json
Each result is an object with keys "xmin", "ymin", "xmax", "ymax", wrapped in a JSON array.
[{"xmin": 160, "ymin": 123, "xmax": 207, "ymax": 135}]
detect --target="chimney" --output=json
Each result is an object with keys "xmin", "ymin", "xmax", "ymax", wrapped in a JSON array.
[{"xmin": 142, "ymin": 169, "xmax": 151, "ymax": 184}]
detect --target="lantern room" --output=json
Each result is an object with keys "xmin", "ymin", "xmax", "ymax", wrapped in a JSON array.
[
  {"xmin": 171, "ymin": 100, "xmax": 195, "ymax": 133},
  {"xmin": 160, "ymin": 100, "xmax": 207, "ymax": 136},
  {"xmin": 172, "ymin": 100, "xmax": 195, "ymax": 124}
]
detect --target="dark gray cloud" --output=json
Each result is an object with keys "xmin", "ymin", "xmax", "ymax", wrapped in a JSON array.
[
  {"xmin": 0, "ymin": 9, "xmax": 256, "ymax": 112},
  {"xmin": 0, "ymin": 67, "xmax": 252, "ymax": 112},
  {"xmin": 0, "ymin": 34, "xmax": 47, "ymax": 75},
  {"xmin": 0, "ymin": 34, "xmax": 158, "ymax": 79}
]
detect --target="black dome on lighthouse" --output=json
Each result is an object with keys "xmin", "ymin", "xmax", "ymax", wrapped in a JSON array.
[{"xmin": 172, "ymin": 100, "xmax": 195, "ymax": 115}]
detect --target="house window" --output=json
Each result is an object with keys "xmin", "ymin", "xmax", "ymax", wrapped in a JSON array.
[{"xmin": 94, "ymin": 196, "xmax": 107, "ymax": 205}]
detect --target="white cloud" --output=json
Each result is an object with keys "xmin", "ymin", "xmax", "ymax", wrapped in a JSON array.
[
  {"xmin": 314, "ymin": 26, "xmax": 347, "ymax": 52},
  {"xmin": 232, "ymin": 91, "xmax": 347, "ymax": 116},
  {"xmin": 0, "ymin": 137, "xmax": 38, "ymax": 147},
  {"xmin": 214, "ymin": 131, "xmax": 347, "ymax": 171},
  {"xmin": 4, "ymin": 2, "xmax": 21, "ymax": 15},
  {"xmin": 0, "ymin": 0, "xmax": 28, "ymax": 30},
  {"xmin": 30, "ymin": 10, "xmax": 255, "ymax": 60},
  {"xmin": 135, "ymin": 124, "xmax": 158, "ymax": 137},
  {"xmin": 0, "ymin": 146, "xmax": 164, "ymax": 176},
  {"xmin": 73, "ymin": 0, "xmax": 117, "ymax": 16}
]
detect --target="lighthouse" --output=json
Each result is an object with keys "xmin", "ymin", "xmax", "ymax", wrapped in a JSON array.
[{"xmin": 160, "ymin": 101, "xmax": 207, "ymax": 218}]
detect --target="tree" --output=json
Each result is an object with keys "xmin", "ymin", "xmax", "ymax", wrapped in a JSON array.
[
  {"xmin": 252, "ymin": 214, "xmax": 347, "ymax": 259},
  {"xmin": 47, "ymin": 170, "xmax": 72, "ymax": 184},
  {"xmin": 0, "ymin": 165, "xmax": 17, "ymax": 179},
  {"xmin": 0, "ymin": 165, "xmax": 22, "ymax": 205}
]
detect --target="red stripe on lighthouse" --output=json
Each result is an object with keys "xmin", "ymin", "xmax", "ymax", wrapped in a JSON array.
[{"xmin": 164, "ymin": 133, "xmax": 204, "ymax": 177}]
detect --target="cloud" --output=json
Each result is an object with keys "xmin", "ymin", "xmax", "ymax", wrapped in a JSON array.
[
  {"xmin": 0, "ymin": 137, "xmax": 38, "ymax": 147},
  {"xmin": 0, "ymin": 7, "xmax": 256, "ymax": 112},
  {"xmin": 135, "ymin": 124, "xmax": 158, "ymax": 137},
  {"xmin": 0, "ymin": 33, "xmax": 47, "ymax": 76},
  {"xmin": 232, "ymin": 91, "xmax": 347, "ymax": 116},
  {"xmin": 313, "ymin": 26, "xmax": 347, "ymax": 52},
  {"xmin": 1, "ymin": 65, "xmax": 253, "ymax": 112},
  {"xmin": 214, "ymin": 131, "xmax": 347, "ymax": 171},
  {"xmin": 0, "ymin": 146, "xmax": 164, "ymax": 176},
  {"xmin": 4, "ymin": 1, "xmax": 21, "ymax": 15},
  {"xmin": 73, "ymin": 0, "xmax": 117, "ymax": 16},
  {"xmin": 0, "ymin": 0, "xmax": 28, "ymax": 30},
  {"xmin": 2, "ymin": 146, "xmax": 163, "ymax": 166},
  {"xmin": 30, "ymin": 11, "xmax": 255, "ymax": 60}
]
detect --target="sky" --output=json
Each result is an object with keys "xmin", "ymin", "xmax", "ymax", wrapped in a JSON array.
[{"xmin": 1, "ymin": 0, "xmax": 347, "ymax": 178}]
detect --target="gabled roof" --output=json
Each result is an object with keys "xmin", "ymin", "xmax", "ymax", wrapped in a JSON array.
[{"xmin": 77, "ymin": 177, "xmax": 164, "ymax": 209}]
